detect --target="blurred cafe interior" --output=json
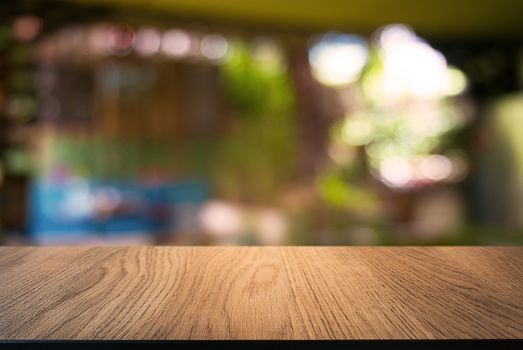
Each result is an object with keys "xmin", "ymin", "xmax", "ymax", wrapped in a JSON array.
[{"xmin": 1, "ymin": 0, "xmax": 523, "ymax": 246}]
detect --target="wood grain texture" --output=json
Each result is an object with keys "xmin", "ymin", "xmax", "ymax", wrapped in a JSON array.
[{"xmin": 0, "ymin": 247, "xmax": 521, "ymax": 340}]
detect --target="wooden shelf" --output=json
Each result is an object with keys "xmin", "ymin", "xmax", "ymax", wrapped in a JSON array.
[{"xmin": 0, "ymin": 246, "xmax": 521, "ymax": 340}]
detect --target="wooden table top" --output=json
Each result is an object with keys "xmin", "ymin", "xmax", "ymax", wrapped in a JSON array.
[{"xmin": 0, "ymin": 246, "xmax": 521, "ymax": 340}]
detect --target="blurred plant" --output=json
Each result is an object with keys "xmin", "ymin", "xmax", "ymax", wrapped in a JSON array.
[
  {"xmin": 215, "ymin": 39, "xmax": 297, "ymax": 202},
  {"xmin": 317, "ymin": 25, "xmax": 470, "ymax": 212},
  {"xmin": 316, "ymin": 167, "xmax": 378, "ymax": 216}
]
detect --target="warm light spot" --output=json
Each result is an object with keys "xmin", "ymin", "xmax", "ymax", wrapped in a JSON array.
[
  {"xmin": 380, "ymin": 157, "xmax": 413, "ymax": 188},
  {"xmin": 419, "ymin": 155, "xmax": 453, "ymax": 181},
  {"xmin": 309, "ymin": 33, "xmax": 368, "ymax": 87},
  {"xmin": 161, "ymin": 29, "xmax": 191, "ymax": 58},
  {"xmin": 374, "ymin": 24, "xmax": 461, "ymax": 100},
  {"xmin": 199, "ymin": 200, "xmax": 243, "ymax": 236},
  {"xmin": 376, "ymin": 24, "xmax": 417, "ymax": 48},
  {"xmin": 201, "ymin": 34, "xmax": 228, "ymax": 60},
  {"xmin": 342, "ymin": 114, "xmax": 374, "ymax": 145},
  {"xmin": 88, "ymin": 25, "xmax": 112, "ymax": 56},
  {"xmin": 13, "ymin": 15, "xmax": 42, "ymax": 42},
  {"xmin": 134, "ymin": 27, "xmax": 161, "ymax": 57},
  {"xmin": 445, "ymin": 67, "xmax": 468, "ymax": 96},
  {"xmin": 255, "ymin": 209, "xmax": 287, "ymax": 245},
  {"xmin": 107, "ymin": 25, "xmax": 135, "ymax": 55},
  {"xmin": 449, "ymin": 154, "xmax": 469, "ymax": 181}
]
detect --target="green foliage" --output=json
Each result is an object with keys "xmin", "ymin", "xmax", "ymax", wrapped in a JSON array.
[
  {"xmin": 316, "ymin": 169, "xmax": 378, "ymax": 215},
  {"xmin": 214, "ymin": 40, "xmax": 297, "ymax": 202},
  {"xmin": 220, "ymin": 41, "xmax": 293, "ymax": 116}
]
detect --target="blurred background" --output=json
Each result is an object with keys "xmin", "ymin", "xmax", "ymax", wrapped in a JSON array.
[{"xmin": 1, "ymin": 0, "xmax": 523, "ymax": 246}]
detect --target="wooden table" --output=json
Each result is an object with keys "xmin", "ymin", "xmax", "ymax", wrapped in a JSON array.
[{"xmin": 0, "ymin": 246, "xmax": 522, "ymax": 344}]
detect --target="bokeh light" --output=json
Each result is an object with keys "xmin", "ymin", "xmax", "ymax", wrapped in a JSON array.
[
  {"xmin": 88, "ymin": 25, "xmax": 113, "ymax": 56},
  {"xmin": 418, "ymin": 155, "xmax": 453, "ymax": 182},
  {"xmin": 199, "ymin": 200, "xmax": 243, "ymax": 236},
  {"xmin": 254, "ymin": 209, "xmax": 287, "ymax": 245},
  {"xmin": 341, "ymin": 113, "xmax": 374, "ymax": 146},
  {"xmin": 368, "ymin": 24, "xmax": 468, "ymax": 100},
  {"xmin": 379, "ymin": 156, "xmax": 413, "ymax": 188},
  {"xmin": 107, "ymin": 25, "xmax": 135, "ymax": 56},
  {"xmin": 200, "ymin": 34, "xmax": 228, "ymax": 60},
  {"xmin": 250, "ymin": 37, "xmax": 286, "ymax": 73},
  {"xmin": 13, "ymin": 15, "xmax": 42, "ymax": 42},
  {"xmin": 446, "ymin": 66, "xmax": 468, "ymax": 96},
  {"xmin": 309, "ymin": 33, "xmax": 368, "ymax": 87},
  {"xmin": 134, "ymin": 27, "xmax": 161, "ymax": 57},
  {"xmin": 161, "ymin": 29, "xmax": 191, "ymax": 58}
]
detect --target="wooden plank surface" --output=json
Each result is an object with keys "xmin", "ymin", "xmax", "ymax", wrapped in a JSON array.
[{"xmin": 0, "ymin": 247, "xmax": 521, "ymax": 340}]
